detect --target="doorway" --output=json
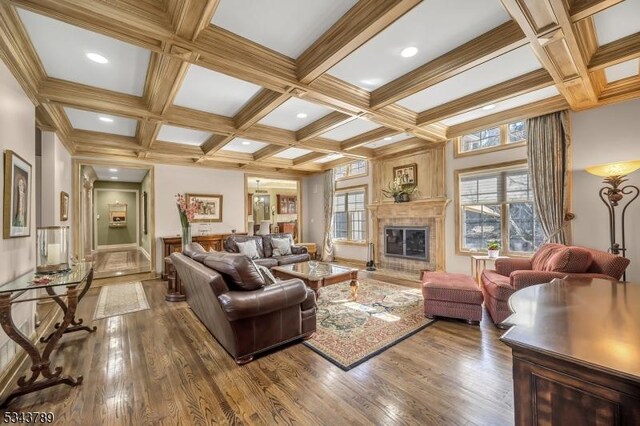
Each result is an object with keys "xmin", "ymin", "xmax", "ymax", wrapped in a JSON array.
[
  {"xmin": 75, "ymin": 161, "xmax": 155, "ymax": 279},
  {"xmin": 246, "ymin": 176, "xmax": 301, "ymax": 241}
]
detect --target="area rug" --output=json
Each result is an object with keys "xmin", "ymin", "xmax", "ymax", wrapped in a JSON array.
[
  {"xmin": 303, "ymin": 279, "xmax": 435, "ymax": 370},
  {"xmin": 98, "ymin": 251, "xmax": 138, "ymax": 272},
  {"xmin": 93, "ymin": 282, "xmax": 150, "ymax": 320}
]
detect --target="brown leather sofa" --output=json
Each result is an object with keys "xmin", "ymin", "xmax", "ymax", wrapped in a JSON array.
[
  {"xmin": 224, "ymin": 233, "xmax": 309, "ymax": 268},
  {"xmin": 171, "ymin": 243, "xmax": 316, "ymax": 364}
]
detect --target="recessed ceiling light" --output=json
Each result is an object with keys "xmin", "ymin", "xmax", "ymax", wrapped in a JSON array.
[
  {"xmin": 109, "ymin": 168, "xmax": 118, "ymax": 172},
  {"xmin": 86, "ymin": 52, "xmax": 109, "ymax": 64},
  {"xmin": 110, "ymin": 176, "xmax": 118, "ymax": 180},
  {"xmin": 482, "ymin": 104, "xmax": 497, "ymax": 110},
  {"xmin": 241, "ymin": 141, "xmax": 251, "ymax": 145},
  {"xmin": 400, "ymin": 46, "xmax": 418, "ymax": 58},
  {"xmin": 384, "ymin": 137, "xmax": 393, "ymax": 141},
  {"xmin": 99, "ymin": 117, "xmax": 114, "ymax": 123},
  {"xmin": 296, "ymin": 113, "xmax": 308, "ymax": 119}
]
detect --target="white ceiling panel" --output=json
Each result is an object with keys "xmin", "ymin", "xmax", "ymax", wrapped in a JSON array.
[
  {"xmin": 221, "ymin": 138, "xmax": 268, "ymax": 153},
  {"xmin": 63, "ymin": 107, "xmax": 138, "ymax": 136},
  {"xmin": 397, "ymin": 45, "xmax": 542, "ymax": 112},
  {"xmin": 258, "ymin": 98, "xmax": 334, "ymax": 130},
  {"xmin": 93, "ymin": 166, "xmax": 148, "ymax": 183},
  {"xmin": 320, "ymin": 118, "xmax": 381, "ymax": 141},
  {"xmin": 156, "ymin": 125, "xmax": 212, "ymax": 146},
  {"xmin": 440, "ymin": 86, "xmax": 560, "ymax": 126},
  {"xmin": 314, "ymin": 154, "xmax": 344, "ymax": 163},
  {"xmin": 212, "ymin": 0, "xmax": 358, "ymax": 58},
  {"xmin": 17, "ymin": 8, "xmax": 150, "ymax": 96},
  {"xmin": 364, "ymin": 133, "xmax": 412, "ymax": 149},
  {"xmin": 594, "ymin": 0, "xmax": 640, "ymax": 45},
  {"xmin": 273, "ymin": 147, "xmax": 313, "ymax": 159},
  {"xmin": 604, "ymin": 58, "xmax": 640, "ymax": 83},
  {"xmin": 328, "ymin": 0, "xmax": 511, "ymax": 90},
  {"xmin": 173, "ymin": 65, "xmax": 262, "ymax": 116}
]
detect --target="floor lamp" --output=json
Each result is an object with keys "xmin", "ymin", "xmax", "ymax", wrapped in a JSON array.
[{"xmin": 586, "ymin": 160, "xmax": 640, "ymax": 281}]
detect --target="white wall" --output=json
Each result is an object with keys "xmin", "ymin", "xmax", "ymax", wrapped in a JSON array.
[
  {"xmin": 154, "ymin": 164, "xmax": 245, "ymax": 271},
  {"xmin": 0, "ymin": 60, "xmax": 36, "ymax": 371},
  {"xmin": 302, "ymin": 173, "xmax": 325, "ymax": 249},
  {"xmin": 444, "ymin": 142, "xmax": 528, "ymax": 273},
  {"xmin": 40, "ymin": 131, "xmax": 73, "ymax": 255},
  {"xmin": 572, "ymin": 99, "xmax": 640, "ymax": 280}
]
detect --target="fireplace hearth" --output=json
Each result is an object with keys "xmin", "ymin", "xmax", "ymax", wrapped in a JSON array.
[{"xmin": 384, "ymin": 226, "xmax": 429, "ymax": 261}]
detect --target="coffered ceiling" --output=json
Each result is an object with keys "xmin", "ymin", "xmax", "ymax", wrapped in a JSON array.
[{"xmin": 1, "ymin": 0, "xmax": 639, "ymax": 176}]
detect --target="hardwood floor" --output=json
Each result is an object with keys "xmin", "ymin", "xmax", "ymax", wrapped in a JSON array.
[
  {"xmin": 93, "ymin": 249, "xmax": 152, "ymax": 279},
  {"xmin": 1, "ymin": 279, "xmax": 514, "ymax": 425}
]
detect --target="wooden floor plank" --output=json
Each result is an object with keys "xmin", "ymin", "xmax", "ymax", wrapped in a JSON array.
[{"xmin": 0, "ymin": 279, "xmax": 514, "ymax": 425}]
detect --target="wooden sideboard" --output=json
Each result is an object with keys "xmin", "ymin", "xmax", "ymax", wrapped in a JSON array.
[
  {"xmin": 161, "ymin": 233, "xmax": 245, "ymax": 279},
  {"xmin": 501, "ymin": 278, "xmax": 640, "ymax": 425}
]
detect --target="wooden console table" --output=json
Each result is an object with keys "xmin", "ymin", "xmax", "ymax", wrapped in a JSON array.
[
  {"xmin": 0, "ymin": 263, "xmax": 95, "ymax": 407},
  {"xmin": 501, "ymin": 277, "xmax": 640, "ymax": 425}
]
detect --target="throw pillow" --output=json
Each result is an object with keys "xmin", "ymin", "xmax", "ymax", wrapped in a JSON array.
[
  {"xmin": 547, "ymin": 247, "xmax": 593, "ymax": 273},
  {"xmin": 236, "ymin": 239, "xmax": 259, "ymax": 259},
  {"xmin": 271, "ymin": 237, "xmax": 292, "ymax": 257},
  {"xmin": 255, "ymin": 263, "xmax": 278, "ymax": 285}
]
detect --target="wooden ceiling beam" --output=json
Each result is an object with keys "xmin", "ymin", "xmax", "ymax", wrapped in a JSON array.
[
  {"xmin": 370, "ymin": 20, "xmax": 528, "ymax": 109},
  {"xmin": 500, "ymin": 0, "xmax": 598, "ymax": 108},
  {"xmin": 568, "ymin": 0, "xmax": 623, "ymax": 22},
  {"xmin": 166, "ymin": 0, "xmax": 220, "ymax": 40},
  {"xmin": 589, "ymin": 32, "xmax": 640, "ymax": 71},
  {"xmin": 296, "ymin": 0, "xmax": 421, "ymax": 83},
  {"xmin": 253, "ymin": 145, "xmax": 290, "ymax": 161},
  {"xmin": 234, "ymin": 88, "xmax": 292, "ymax": 131},
  {"xmin": 296, "ymin": 111, "xmax": 356, "ymax": 142},
  {"xmin": 144, "ymin": 48, "xmax": 192, "ymax": 115},
  {"xmin": 340, "ymin": 127, "xmax": 399, "ymax": 151},
  {"xmin": 201, "ymin": 134, "xmax": 235, "ymax": 155},
  {"xmin": 417, "ymin": 69, "xmax": 555, "ymax": 126},
  {"xmin": 293, "ymin": 152, "xmax": 327, "ymax": 166}
]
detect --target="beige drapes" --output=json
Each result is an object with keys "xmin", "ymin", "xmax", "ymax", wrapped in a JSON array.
[
  {"xmin": 526, "ymin": 110, "xmax": 571, "ymax": 244},
  {"xmin": 321, "ymin": 169, "xmax": 335, "ymax": 261}
]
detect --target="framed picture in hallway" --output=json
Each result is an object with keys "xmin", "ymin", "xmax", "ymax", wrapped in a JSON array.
[
  {"xmin": 3, "ymin": 150, "xmax": 32, "ymax": 239},
  {"xmin": 186, "ymin": 193, "xmax": 223, "ymax": 223},
  {"xmin": 60, "ymin": 191, "xmax": 69, "ymax": 221}
]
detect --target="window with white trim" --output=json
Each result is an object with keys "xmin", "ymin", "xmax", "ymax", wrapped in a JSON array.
[
  {"xmin": 457, "ymin": 163, "xmax": 544, "ymax": 254},
  {"xmin": 457, "ymin": 121, "xmax": 527, "ymax": 156},
  {"xmin": 333, "ymin": 188, "xmax": 366, "ymax": 242},
  {"xmin": 335, "ymin": 160, "xmax": 368, "ymax": 180}
]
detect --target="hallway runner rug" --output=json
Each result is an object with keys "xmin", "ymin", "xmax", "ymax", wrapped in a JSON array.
[
  {"xmin": 303, "ymin": 278, "xmax": 435, "ymax": 371},
  {"xmin": 98, "ymin": 251, "xmax": 137, "ymax": 272},
  {"xmin": 93, "ymin": 282, "xmax": 150, "ymax": 320}
]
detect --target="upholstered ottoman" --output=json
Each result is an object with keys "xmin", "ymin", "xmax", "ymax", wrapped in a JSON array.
[{"xmin": 421, "ymin": 272, "xmax": 484, "ymax": 325}]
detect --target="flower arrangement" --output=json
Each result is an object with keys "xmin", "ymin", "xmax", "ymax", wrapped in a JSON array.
[
  {"xmin": 175, "ymin": 194, "xmax": 197, "ymax": 228},
  {"xmin": 382, "ymin": 177, "xmax": 416, "ymax": 202},
  {"xmin": 487, "ymin": 240, "xmax": 500, "ymax": 258}
]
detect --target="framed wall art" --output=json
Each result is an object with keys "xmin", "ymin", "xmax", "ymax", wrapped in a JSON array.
[
  {"xmin": 186, "ymin": 193, "xmax": 223, "ymax": 223},
  {"xmin": 392, "ymin": 163, "xmax": 418, "ymax": 186},
  {"xmin": 60, "ymin": 191, "xmax": 69, "ymax": 222},
  {"xmin": 3, "ymin": 150, "xmax": 32, "ymax": 238}
]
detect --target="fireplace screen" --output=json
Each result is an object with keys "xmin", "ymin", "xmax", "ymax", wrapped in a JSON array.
[{"xmin": 384, "ymin": 226, "xmax": 429, "ymax": 260}]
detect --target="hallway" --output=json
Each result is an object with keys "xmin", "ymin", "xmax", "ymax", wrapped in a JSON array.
[{"xmin": 93, "ymin": 249, "xmax": 151, "ymax": 279}]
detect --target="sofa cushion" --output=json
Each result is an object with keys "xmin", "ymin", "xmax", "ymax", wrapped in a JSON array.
[
  {"xmin": 254, "ymin": 263, "xmax": 278, "ymax": 285},
  {"xmin": 481, "ymin": 269, "xmax": 514, "ymax": 302},
  {"xmin": 531, "ymin": 243, "xmax": 564, "ymax": 271},
  {"xmin": 253, "ymin": 257, "xmax": 278, "ymax": 268},
  {"xmin": 201, "ymin": 251, "xmax": 266, "ymax": 290},
  {"xmin": 262, "ymin": 233, "xmax": 294, "ymax": 258},
  {"xmin": 546, "ymin": 247, "xmax": 592, "ymax": 273},
  {"xmin": 236, "ymin": 240, "xmax": 260, "ymax": 259},
  {"xmin": 224, "ymin": 235, "xmax": 264, "ymax": 258},
  {"xmin": 271, "ymin": 237, "xmax": 292, "ymax": 256},
  {"xmin": 276, "ymin": 253, "xmax": 310, "ymax": 265},
  {"xmin": 182, "ymin": 242, "xmax": 206, "ymax": 258}
]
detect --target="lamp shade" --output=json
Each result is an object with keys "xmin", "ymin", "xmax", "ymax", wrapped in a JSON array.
[{"xmin": 585, "ymin": 160, "xmax": 640, "ymax": 177}]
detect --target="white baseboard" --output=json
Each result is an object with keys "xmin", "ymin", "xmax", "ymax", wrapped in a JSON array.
[
  {"xmin": 138, "ymin": 246, "xmax": 151, "ymax": 260},
  {"xmin": 97, "ymin": 243, "xmax": 138, "ymax": 250}
]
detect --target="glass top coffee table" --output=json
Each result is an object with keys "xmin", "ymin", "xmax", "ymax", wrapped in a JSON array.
[{"xmin": 272, "ymin": 261, "xmax": 359, "ymax": 299}]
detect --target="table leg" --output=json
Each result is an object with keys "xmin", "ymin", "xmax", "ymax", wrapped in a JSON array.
[
  {"xmin": 41, "ymin": 269, "xmax": 96, "ymax": 343},
  {"xmin": 350, "ymin": 271, "xmax": 359, "ymax": 300},
  {"xmin": 0, "ymin": 286, "xmax": 84, "ymax": 408}
]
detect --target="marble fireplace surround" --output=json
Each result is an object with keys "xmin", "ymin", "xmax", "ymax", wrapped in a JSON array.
[{"xmin": 368, "ymin": 198, "xmax": 450, "ymax": 273}]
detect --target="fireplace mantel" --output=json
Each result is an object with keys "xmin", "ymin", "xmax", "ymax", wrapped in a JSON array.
[{"xmin": 367, "ymin": 198, "xmax": 450, "ymax": 272}]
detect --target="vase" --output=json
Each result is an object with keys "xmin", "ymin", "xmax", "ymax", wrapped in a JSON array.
[
  {"xmin": 394, "ymin": 193, "xmax": 410, "ymax": 203},
  {"xmin": 181, "ymin": 225, "xmax": 192, "ymax": 251},
  {"xmin": 487, "ymin": 249, "xmax": 500, "ymax": 258}
]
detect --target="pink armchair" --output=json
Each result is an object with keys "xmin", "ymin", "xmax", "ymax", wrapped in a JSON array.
[{"xmin": 481, "ymin": 243, "xmax": 630, "ymax": 325}]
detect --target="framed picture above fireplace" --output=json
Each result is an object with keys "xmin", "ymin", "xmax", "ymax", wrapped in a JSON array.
[{"xmin": 393, "ymin": 163, "xmax": 417, "ymax": 186}]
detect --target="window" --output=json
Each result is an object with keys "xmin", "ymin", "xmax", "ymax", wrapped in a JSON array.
[
  {"xmin": 333, "ymin": 187, "xmax": 366, "ymax": 242},
  {"xmin": 456, "ymin": 121, "xmax": 527, "ymax": 156},
  {"xmin": 334, "ymin": 160, "xmax": 368, "ymax": 180},
  {"xmin": 456, "ymin": 162, "xmax": 544, "ymax": 255}
]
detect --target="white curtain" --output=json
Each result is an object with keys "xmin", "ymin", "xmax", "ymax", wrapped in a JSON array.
[{"xmin": 321, "ymin": 169, "xmax": 335, "ymax": 261}]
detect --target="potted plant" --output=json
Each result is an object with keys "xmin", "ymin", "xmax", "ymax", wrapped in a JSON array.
[
  {"xmin": 382, "ymin": 177, "xmax": 416, "ymax": 203},
  {"xmin": 487, "ymin": 240, "xmax": 500, "ymax": 258}
]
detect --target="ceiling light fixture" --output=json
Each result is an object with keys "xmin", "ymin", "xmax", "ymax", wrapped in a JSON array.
[
  {"xmin": 241, "ymin": 141, "xmax": 251, "ymax": 145},
  {"xmin": 86, "ymin": 52, "xmax": 109, "ymax": 64},
  {"xmin": 109, "ymin": 168, "xmax": 118, "ymax": 172},
  {"xmin": 110, "ymin": 176, "xmax": 118, "ymax": 180},
  {"xmin": 400, "ymin": 46, "xmax": 418, "ymax": 58},
  {"xmin": 482, "ymin": 104, "xmax": 497, "ymax": 110},
  {"xmin": 384, "ymin": 137, "xmax": 393, "ymax": 141},
  {"xmin": 296, "ymin": 113, "xmax": 308, "ymax": 119},
  {"xmin": 99, "ymin": 117, "xmax": 114, "ymax": 123}
]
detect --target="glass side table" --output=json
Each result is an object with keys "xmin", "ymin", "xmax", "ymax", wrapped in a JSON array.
[{"xmin": 0, "ymin": 262, "xmax": 95, "ymax": 407}]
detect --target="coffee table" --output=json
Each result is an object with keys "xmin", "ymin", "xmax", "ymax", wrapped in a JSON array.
[{"xmin": 272, "ymin": 261, "xmax": 359, "ymax": 299}]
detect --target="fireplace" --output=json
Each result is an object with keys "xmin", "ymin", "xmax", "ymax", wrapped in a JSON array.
[{"xmin": 384, "ymin": 226, "xmax": 429, "ymax": 261}]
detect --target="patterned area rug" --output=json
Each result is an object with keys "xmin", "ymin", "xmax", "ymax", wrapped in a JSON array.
[
  {"xmin": 99, "ymin": 251, "xmax": 137, "ymax": 272},
  {"xmin": 304, "ymin": 279, "xmax": 435, "ymax": 370},
  {"xmin": 93, "ymin": 282, "xmax": 150, "ymax": 320}
]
